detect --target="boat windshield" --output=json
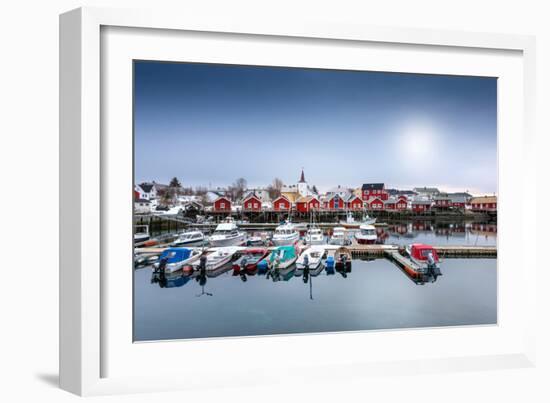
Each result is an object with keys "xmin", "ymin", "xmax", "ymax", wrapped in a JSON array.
[
  {"xmin": 215, "ymin": 230, "xmax": 234, "ymax": 235},
  {"xmin": 275, "ymin": 229, "xmax": 295, "ymax": 235},
  {"xmin": 361, "ymin": 229, "xmax": 376, "ymax": 235}
]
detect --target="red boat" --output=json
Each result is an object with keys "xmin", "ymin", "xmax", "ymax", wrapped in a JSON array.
[
  {"xmin": 402, "ymin": 243, "xmax": 442, "ymax": 282},
  {"xmin": 232, "ymin": 248, "xmax": 269, "ymax": 273}
]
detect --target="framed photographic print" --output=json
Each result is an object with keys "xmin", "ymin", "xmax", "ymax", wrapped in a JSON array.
[{"xmin": 60, "ymin": 7, "xmax": 537, "ymax": 396}]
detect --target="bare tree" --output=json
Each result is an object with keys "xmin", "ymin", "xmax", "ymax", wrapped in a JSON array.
[
  {"xmin": 273, "ymin": 178, "xmax": 283, "ymax": 192},
  {"xmin": 231, "ymin": 178, "xmax": 247, "ymax": 200},
  {"xmin": 194, "ymin": 186, "xmax": 208, "ymax": 196},
  {"xmin": 267, "ymin": 177, "xmax": 284, "ymax": 200}
]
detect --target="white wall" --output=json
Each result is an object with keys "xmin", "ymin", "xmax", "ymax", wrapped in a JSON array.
[{"xmin": 0, "ymin": 1, "xmax": 548, "ymax": 402}]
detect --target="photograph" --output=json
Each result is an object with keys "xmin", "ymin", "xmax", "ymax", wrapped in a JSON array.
[{"xmin": 132, "ymin": 61, "xmax": 497, "ymax": 342}]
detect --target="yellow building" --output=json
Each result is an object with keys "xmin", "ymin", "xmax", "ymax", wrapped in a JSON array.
[{"xmin": 281, "ymin": 189, "xmax": 300, "ymax": 203}]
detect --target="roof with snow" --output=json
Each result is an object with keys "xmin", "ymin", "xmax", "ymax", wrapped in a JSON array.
[{"xmin": 361, "ymin": 183, "xmax": 385, "ymax": 191}]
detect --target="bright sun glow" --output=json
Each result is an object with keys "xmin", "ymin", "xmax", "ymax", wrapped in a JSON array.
[{"xmin": 397, "ymin": 122, "xmax": 439, "ymax": 164}]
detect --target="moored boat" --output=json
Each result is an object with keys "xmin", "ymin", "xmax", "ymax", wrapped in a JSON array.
[
  {"xmin": 304, "ymin": 226, "xmax": 325, "ymax": 245},
  {"xmin": 134, "ymin": 224, "xmax": 150, "ymax": 243},
  {"xmin": 354, "ymin": 224, "xmax": 377, "ymax": 244},
  {"xmin": 262, "ymin": 245, "xmax": 298, "ymax": 269},
  {"xmin": 171, "ymin": 230, "xmax": 207, "ymax": 247},
  {"xmin": 385, "ymin": 243, "xmax": 442, "ymax": 284},
  {"xmin": 334, "ymin": 246, "xmax": 352, "ymax": 270},
  {"xmin": 402, "ymin": 243, "xmax": 442, "ymax": 282},
  {"xmin": 209, "ymin": 217, "xmax": 247, "ymax": 247},
  {"xmin": 152, "ymin": 247, "xmax": 202, "ymax": 273},
  {"xmin": 232, "ymin": 248, "xmax": 269, "ymax": 272},
  {"xmin": 198, "ymin": 246, "xmax": 243, "ymax": 271},
  {"xmin": 329, "ymin": 226, "xmax": 349, "ymax": 245},
  {"xmin": 246, "ymin": 236, "xmax": 265, "ymax": 246},
  {"xmin": 340, "ymin": 212, "xmax": 377, "ymax": 229},
  {"xmin": 272, "ymin": 221, "xmax": 300, "ymax": 246},
  {"xmin": 296, "ymin": 245, "xmax": 326, "ymax": 269}
]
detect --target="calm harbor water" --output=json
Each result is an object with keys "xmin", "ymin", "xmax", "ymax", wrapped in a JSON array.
[{"xmin": 134, "ymin": 257, "xmax": 497, "ymax": 341}]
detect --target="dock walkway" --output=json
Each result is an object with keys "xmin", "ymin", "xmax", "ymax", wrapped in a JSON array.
[{"xmin": 135, "ymin": 244, "xmax": 496, "ymax": 258}]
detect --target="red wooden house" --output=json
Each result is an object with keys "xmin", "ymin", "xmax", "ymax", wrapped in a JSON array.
[
  {"xmin": 213, "ymin": 196, "xmax": 231, "ymax": 212},
  {"xmin": 367, "ymin": 197, "xmax": 384, "ymax": 210},
  {"xmin": 384, "ymin": 199, "xmax": 396, "ymax": 210},
  {"xmin": 273, "ymin": 195, "xmax": 292, "ymax": 211},
  {"xmin": 361, "ymin": 183, "xmax": 388, "ymax": 201},
  {"xmin": 411, "ymin": 200, "xmax": 431, "ymax": 213},
  {"xmin": 448, "ymin": 193, "xmax": 470, "ymax": 209},
  {"xmin": 346, "ymin": 195, "xmax": 364, "ymax": 210},
  {"xmin": 296, "ymin": 196, "xmax": 320, "ymax": 213},
  {"xmin": 325, "ymin": 194, "xmax": 345, "ymax": 210},
  {"xmin": 242, "ymin": 193, "xmax": 262, "ymax": 212},
  {"xmin": 434, "ymin": 195, "xmax": 452, "ymax": 209},
  {"xmin": 396, "ymin": 196, "xmax": 408, "ymax": 210}
]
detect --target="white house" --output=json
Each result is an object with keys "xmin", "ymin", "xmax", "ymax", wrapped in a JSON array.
[
  {"xmin": 413, "ymin": 187, "xmax": 440, "ymax": 199},
  {"xmin": 325, "ymin": 185, "xmax": 352, "ymax": 198},
  {"xmin": 134, "ymin": 198, "xmax": 151, "ymax": 214},
  {"xmin": 138, "ymin": 183, "xmax": 158, "ymax": 200}
]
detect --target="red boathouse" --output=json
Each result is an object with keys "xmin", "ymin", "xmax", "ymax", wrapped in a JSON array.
[
  {"xmin": 346, "ymin": 195, "xmax": 364, "ymax": 210},
  {"xmin": 296, "ymin": 196, "xmax": 320, "ymax": 213},
  {"xmin": 213, "ymin": 196, "xmax": 231, "ymax": 212},
  {"xmin": 242, "ymin": 194, "xmax": 262, "ymax": 212},
  {"xmin": 367, "ymin": 197, "xmax": 384, "ymax": 210},
  {"xmin": 273, "ymin": 195, "xmax": 292, "ymax": 212}
]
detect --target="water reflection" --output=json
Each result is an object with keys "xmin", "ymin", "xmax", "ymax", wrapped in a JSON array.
[
  {"xmin": 148, "ymin": 252, "xmax": 442, "ymax": 292},
  {"xmin": 151, "ymin": 271, "xmax": 193, "ymax": 288},
  {"xmin": 136, "ymin": 256, "xmax": 497, "ymax": 341}
]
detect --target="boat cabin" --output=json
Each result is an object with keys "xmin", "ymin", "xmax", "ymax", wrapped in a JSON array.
[
  {"xmin": 409, "ymin": 244, "xmax": 440, "ymax": 263},
  {"xmin": 159, "ymin": 248, "xmax": 194, "ymax": 263}
]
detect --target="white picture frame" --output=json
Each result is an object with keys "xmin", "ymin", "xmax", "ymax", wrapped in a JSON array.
[{"xmin": 59, "ymin": 6, "xmax": 537, "ymax": 396}]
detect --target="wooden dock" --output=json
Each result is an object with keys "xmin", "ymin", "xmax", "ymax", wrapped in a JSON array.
[{"xmin": 135, "ymin": 244, "xmax": 496, "ymax": 259}]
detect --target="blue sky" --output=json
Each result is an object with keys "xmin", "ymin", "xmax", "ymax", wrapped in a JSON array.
[{"xmin": 134, "ymin": 61, "xmax": 497, "ymax": 195}]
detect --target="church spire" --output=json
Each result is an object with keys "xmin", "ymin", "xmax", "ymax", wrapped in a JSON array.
[{"xmin": 298, "ymin": 168, "xmax": 306, "ymax": 183}]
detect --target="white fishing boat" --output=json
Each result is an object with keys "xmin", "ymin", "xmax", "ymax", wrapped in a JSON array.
[
  {"xmin": 296, "ymin": 245, "xmax": 326, "ymax": 269},
  {"xmin": 271, "ymin": 221, "xmax": 300, "ymax": 246},
  {"xmin": 134, "ymin": 224, "xmax": 150, "ymax": 243},
  {"xmin": 305, "ymin": 227, "xmax": 325, "ymax": 245},
  {"xmin": 340, "ymin": 212, "xmax": 376, "ymax": 228},
  {"xmin": 354, "ymin": 223, "xmax": 377, "ymax": 244},
  {"xmin": 329, "ymin": 226, "xmax": 348, "ymax": 245},
  {"xmin": 171, "ymin": 230, "xmax": 207, "ymax": 247},
  {"xmin": 198, "ymin": 246, "xmax": 242, "ymax": 271},
  {"xmin": 209, "ymin": 217, "xmax": 247, "ymax": 247}
]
